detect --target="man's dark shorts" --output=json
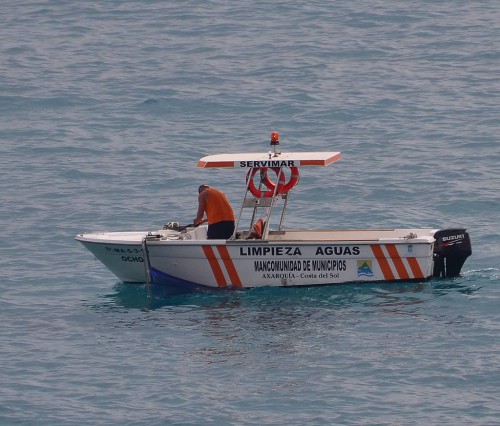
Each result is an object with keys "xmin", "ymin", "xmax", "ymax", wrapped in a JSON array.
[{"xmin": 207, "ymin": 221, "xmax": 235, "ymax": 239}]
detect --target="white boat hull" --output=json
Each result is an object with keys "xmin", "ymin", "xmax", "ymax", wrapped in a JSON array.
[
  {"xmin": 76, "ymin": 230, "xmax": 165, "ymax": 282},
  {"xmin": 75, "ymin": 226, "xmax": 208, "ymax": 282},
  {"xmin": 144, "ymin": 229, "xmax": 436, "ymax": 294},
  {"xmin": 76, "ymin": 227, "xmax": 471, "ymax": 294}
]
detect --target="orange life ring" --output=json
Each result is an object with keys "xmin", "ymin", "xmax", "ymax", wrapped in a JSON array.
[
  {"xmin": 246, "ymin": 167, "xmax": 300, "ymax": 198},
  {"xmin": 246, "ymin": 167, "xmax": 279, "ymax": 197},
  {"xmin": 258, "ymin": 168, "xmax": 277, "ymax": 191},
  {"xmin": 279, "ymin": 166, "xmax": 300, "ymax": 194}
]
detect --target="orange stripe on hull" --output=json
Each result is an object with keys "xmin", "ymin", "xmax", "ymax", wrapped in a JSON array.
[
  {"xmin": 371, "ymin": 245, "xmax": 395, "ymax": 280},
  {"xmin": 216, "ymin": 246, "xmax": 242, "ymax": 287},
  {"xmin": 407, "ymin": 257, "xmax": 425, "ymax": 279},
  {"xmin": 202, "ymin": 246, "xmax": 227, "ymax": 287},
  {"xmin": 385, "ymin": 244, "xmax": 410, "ymax": 280}
]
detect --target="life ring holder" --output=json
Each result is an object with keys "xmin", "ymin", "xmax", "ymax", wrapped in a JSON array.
[{"xmin": 246, "ymin": 166, "xmax": 300, "ymax": 198}]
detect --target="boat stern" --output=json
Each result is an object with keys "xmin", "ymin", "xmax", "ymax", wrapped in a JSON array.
[{"xmin": 432, "ymin": 228, "xmax": 472, "ymax": 277}]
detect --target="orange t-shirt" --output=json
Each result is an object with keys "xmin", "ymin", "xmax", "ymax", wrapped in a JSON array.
[{"xmin": 204, "ymin": 188, "xmax": 235, "ymax": 224}]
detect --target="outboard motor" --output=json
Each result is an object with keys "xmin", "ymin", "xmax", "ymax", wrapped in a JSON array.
[{"xmin": 433, "ymin": 228, "xmax": 472, "ymax": 278}]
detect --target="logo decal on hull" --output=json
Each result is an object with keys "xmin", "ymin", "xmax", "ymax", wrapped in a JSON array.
[{"xmin": 357, "ymin": 260, "xmax": 374, "ymax": 277}]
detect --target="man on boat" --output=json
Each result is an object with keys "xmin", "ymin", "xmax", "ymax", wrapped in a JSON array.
[{"xmin": 194, "ymin": 185, "xmax": 235, "ymax": 239}]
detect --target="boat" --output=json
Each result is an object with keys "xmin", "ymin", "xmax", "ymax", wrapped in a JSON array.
[{"xmin": 76, "ymin": 132, "xmax": 472, "ymax": 296}]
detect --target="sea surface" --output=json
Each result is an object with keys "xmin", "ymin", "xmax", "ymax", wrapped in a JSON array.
[{"xmin": 1, "ymin": 1, "xmax": 499, "ymax": 425}]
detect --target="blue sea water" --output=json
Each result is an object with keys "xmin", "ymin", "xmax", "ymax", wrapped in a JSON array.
[{"xmin": 1, "ymin": 1, "xmax": 499, "ymax": 424}]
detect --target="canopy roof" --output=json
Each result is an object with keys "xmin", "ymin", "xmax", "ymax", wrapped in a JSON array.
[{"xmin": 198, "ymin": 152, "xmax": 341, "ymax": 168}]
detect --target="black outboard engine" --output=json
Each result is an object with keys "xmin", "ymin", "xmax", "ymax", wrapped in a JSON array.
[{"xmin": 433, "ymin": 228, "xmax": 472, "ymax": 278}]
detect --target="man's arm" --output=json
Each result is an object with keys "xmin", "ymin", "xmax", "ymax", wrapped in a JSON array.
[{"xmin": 194, "ymin": 191, "xmax": 207, "ymax": 225}]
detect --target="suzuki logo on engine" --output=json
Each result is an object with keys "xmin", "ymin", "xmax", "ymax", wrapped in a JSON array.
[{"xmin": 442, "ymin": 234, "xmax": 465, "ymax": 242}]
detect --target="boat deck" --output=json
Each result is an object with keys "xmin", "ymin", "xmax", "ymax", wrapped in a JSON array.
[{"xmin": 251, "ymin": 228, "xmax": 438, "ymax": 242}]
